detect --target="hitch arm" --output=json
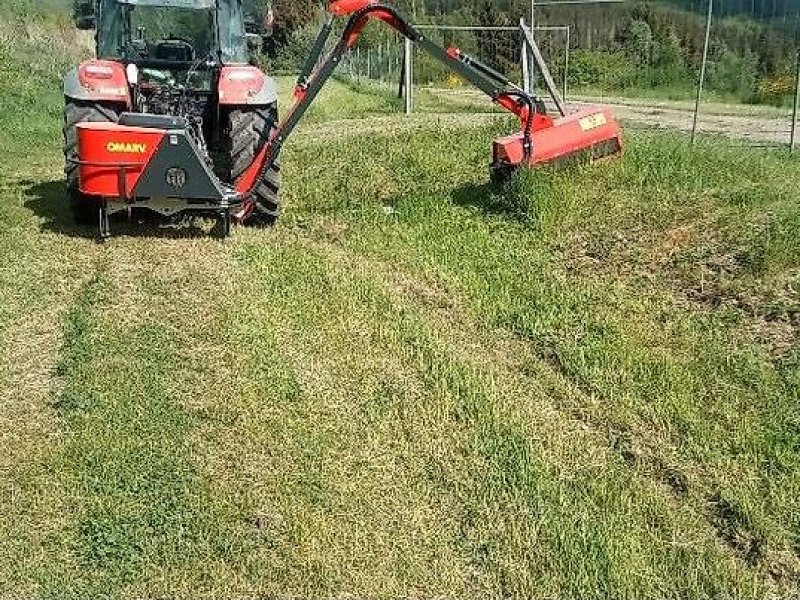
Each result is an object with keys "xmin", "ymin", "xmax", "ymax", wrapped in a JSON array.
[{"xmin": 233, "ymin": 1, "xmax": 538, "ymax": 199}]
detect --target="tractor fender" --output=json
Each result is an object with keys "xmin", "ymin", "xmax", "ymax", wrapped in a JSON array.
[
  {"xmin": 64, "ymin": 60, "xmax": 131, "ymax": 105},
  {"xmin": 218, "ymin": 66, "xmax": 278, "ymax": 106}
]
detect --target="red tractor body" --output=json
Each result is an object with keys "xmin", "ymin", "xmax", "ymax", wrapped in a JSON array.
[{"xmin": 77, "ymin": 122, "xmax": 160, "ymax": 197}]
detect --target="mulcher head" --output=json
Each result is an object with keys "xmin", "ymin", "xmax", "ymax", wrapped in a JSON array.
[{"xmin": 491, "ymin": 106, "xmax": 623, "ymax": 181}]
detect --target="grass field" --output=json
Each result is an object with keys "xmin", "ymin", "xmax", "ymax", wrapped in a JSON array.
[{"xmin": 2, "ymin": 7, "xmax": 800, "ymax": 600}]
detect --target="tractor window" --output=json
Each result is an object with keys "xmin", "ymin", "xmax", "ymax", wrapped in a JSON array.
[
  {"xmin": 95, "ymin": 0, "xmax": 249, "ymax": 65},
  {"xmin": 216, "ymin": 0, "xmax": 249, "ymax": 64},
  {"xmin": 130, "ymin": 7, "xmax": 215, "ymax": 62}
]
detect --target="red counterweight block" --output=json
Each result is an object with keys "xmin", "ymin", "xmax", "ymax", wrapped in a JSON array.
[{"xmin": 76, "ymin": 122, "xmax": 165, "ymax": 198}]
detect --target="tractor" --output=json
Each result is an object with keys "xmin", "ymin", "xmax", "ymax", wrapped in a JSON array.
[
  {"xmin": 65, "ymin": 0, "xmax": 280, "ymax": 234},
  {"xmin": 65, "ymin": 0, "xmax": 623, "ymax": 238}
]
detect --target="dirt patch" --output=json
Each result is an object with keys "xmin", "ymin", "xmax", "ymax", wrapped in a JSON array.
[
  {"xmin": 383, "ymin": 268, "xmax": 461, "ymax": 313},
  {"xmin": 608, "ymin": 103, "xmax": 792, "ymax": 146},
  {"xmin": 420, "ymin": 88, "xmax": 794, "ymax": 146},
  {"xmin": 707, "ymin": 491, "xmax": 766, "ymax": 566},
  {"xmin": 563, "ymin": 222, "xmax": 800, "ymax": 362},
  {"xmin": 767, "ymin": 550, "xmax": 800, "ymax": 593},
  {"xmin": 612, "ymin": 430, "xmax": 690, "ymax": 500}
]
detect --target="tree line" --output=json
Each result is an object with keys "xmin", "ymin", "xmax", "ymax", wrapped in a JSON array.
[{"xmin": 75, "ymin": 0, "xmax": 795, "ymax": 105}]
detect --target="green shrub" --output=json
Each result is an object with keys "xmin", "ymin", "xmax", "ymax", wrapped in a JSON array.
[
  {"xmin": 746, "ymin": 74, "xmax": 795, "ymax": 107},
  {"xmin": 570, "ymin": 50, "xmax": 639, "ymax": 89},
  {"xmin": 707, "ymin": 45, "xmax": 758, "ymax": 98}
]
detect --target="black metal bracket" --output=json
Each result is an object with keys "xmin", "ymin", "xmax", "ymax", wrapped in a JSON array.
[
  {"xmin": 295, "ymin": 15, "xmax": 335, "ymax": 92},
  {"xmin": 99, "ymin": 200, "xmax": 111, "ymax": 240}
]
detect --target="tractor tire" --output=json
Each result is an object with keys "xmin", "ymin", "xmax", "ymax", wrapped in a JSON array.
[
  {"xmin": 63, "ymin": 100, "xmax": 119, "ymax": 225},
  {"xmin": 226, "ymin": 104, "xmax": 281, "ymax": 225}
]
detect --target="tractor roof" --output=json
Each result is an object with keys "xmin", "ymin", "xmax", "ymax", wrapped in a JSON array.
[{"xmin": 117, "ymin": 0, "xmax": 216, "ymax": 8}]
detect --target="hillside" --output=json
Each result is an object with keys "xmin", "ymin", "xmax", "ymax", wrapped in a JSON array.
[
  {"xmin": 420, "ymin": 0, "xmax": 800, "ymax": 22},
  {"xmin": 0, "ymin": 1, "xmax": 86, "ymax": 121},
  {"xmin": 2, "ymin": 4, "xmax": 800, "ymax": 600},
  {"xmin": 665, "ymin": 0, "xmax": 799, "ymax": 21}
]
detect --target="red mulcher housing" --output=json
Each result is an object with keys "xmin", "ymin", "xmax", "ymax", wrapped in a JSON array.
[{"xmin": 66, "ymin": 0, "xmax": 622, "ymax": 239}]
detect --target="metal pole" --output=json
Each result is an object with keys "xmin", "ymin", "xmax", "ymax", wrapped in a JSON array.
[
  {"xmin": 529, "ymin": 0, "xmax": 536, "ymax": 92},
  {"xmin": 564, "ymin": 25, "xmax": 570, "ymax": 102},
  {"xmin": 520, "ymin": 19, "xmax": 532, "ymax": 94},
  {"xmin": 398, "ymin": 52, "xmax": 405, "ymax": 98},
  {"xmin": 521, "ymin": 20, "xmax": 567, "ymax": 116},
  {"xmin": 404, "ymin": 37, "xmax": 413, "ymax": 115},
  {"xmin": 691, "ymin": 0, "xmax": 713, "ymax": 146},
  {"xmin": 791, "ymin": 49, "xmax": 800, "ymax": 153}
]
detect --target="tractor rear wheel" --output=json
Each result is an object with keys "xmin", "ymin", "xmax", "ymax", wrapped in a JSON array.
[
  {"xmin": 226, "ymin": 104, "xmax": 281, "ymax": 225},
  {"xmin": 63, "ymin": 100, "xmax": 119, "ymax": 225}
]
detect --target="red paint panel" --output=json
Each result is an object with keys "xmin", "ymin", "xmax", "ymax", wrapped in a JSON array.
[
  {"xmin": 328, "ymin": 0, "xmax": 376, "ymax": 16},
  {"xmin": 235, "ymin": 143, "xmax": 274, "ymax": 193},
  {"xmin": 76, "ymin": 123, "xmax": 164, "ymax": 197},
  {"xmin": 218, "ymin": 66, "xmax": 266, "ymax": 105},
  {"xmin": 78, "ymin": 60, "xmax": 131, "ymax": 104}
]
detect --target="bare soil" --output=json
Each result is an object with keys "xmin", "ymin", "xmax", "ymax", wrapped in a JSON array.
[
  {"xmin": 420, "ymin": 87, "xmax": 796, "ymax": 146},
  {"xmin": 585, "ymin": 97, "xmax": 794, "ymax": 146}
]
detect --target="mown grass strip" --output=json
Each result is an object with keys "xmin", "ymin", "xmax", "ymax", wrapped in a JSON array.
[
  {"xmin": 266, "ymin": 123, "xmax": 800, "ymax": 597},
  {"xmin": 41, "ymin": 269, "xmax": 248, "ymax": 598},
  {"xmin": 225, "ymin": 234, "xmax": 765, "ymax": 598}
]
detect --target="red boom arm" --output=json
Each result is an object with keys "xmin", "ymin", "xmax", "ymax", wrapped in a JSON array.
[{"xmin": 231, "ymin": 1, "xmax": 541, "ymax": 220}]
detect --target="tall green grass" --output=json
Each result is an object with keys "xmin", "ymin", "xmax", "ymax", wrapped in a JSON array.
[{"xmin": 0, "ymin": 2, "xmax": 88, "ymax": 161}]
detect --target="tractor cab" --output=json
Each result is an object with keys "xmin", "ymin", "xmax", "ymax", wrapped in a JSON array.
[
  {"xmin": 64, "ymin": 0, "xmax": 281, "ymax": 235},
  {"xmin": 68, "ymin": 0, "xmax": 277, "ymax": 113},
  {"xmin": 74, "ymin": 0, "xmax": 255, "ymax": 65}
]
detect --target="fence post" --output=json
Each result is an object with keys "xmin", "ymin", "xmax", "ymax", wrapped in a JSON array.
[
  {"xmin": 691, "ymin": 0, "xmax": 713, "ymax": 146},
  {"xmin": 386, "ymin": 38, "xmax": 391, "ymax": 83},
  {"xmin": 522, "ymin": 36, "xmax": 531, "ymax": 93},
  {"xmin": 564, "ymin": 25, "xmax": 570, "ymax": 103},
  {"xmin": 394, "ymin": 37, "xmax": 400, "ymax": 86},
  {"xmin": 791, "ymin": 49, "xmax": 799, "ymax": 154},
  {"xmin": 404, "ymin": 37, "xmax": 413, "ymax": 115}
]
